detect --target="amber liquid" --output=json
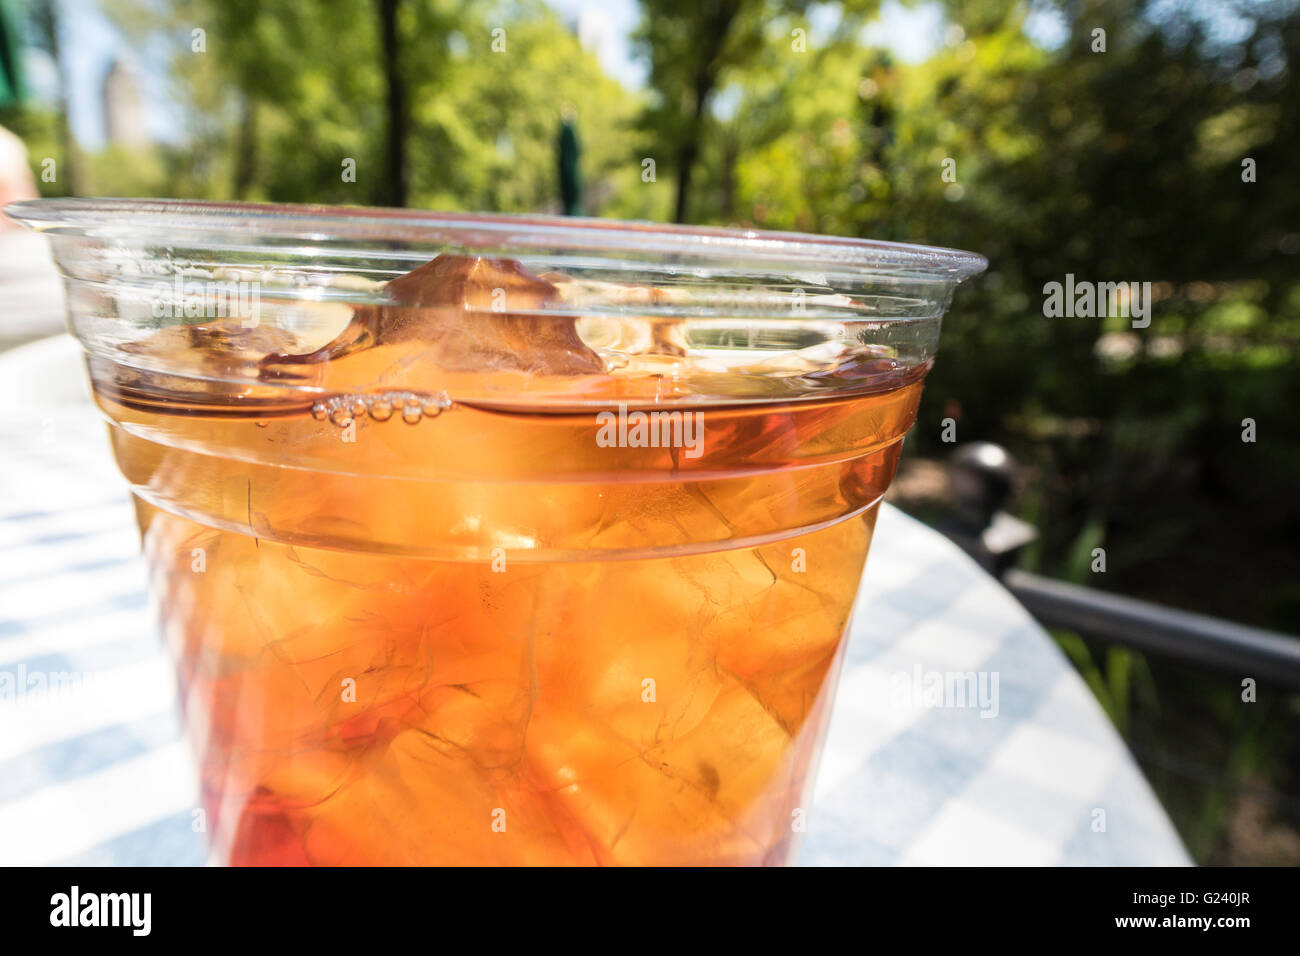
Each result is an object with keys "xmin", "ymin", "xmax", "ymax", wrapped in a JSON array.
[{"xmin": 94, "ymin": 368, "xmax": 923, "ymax": 865}]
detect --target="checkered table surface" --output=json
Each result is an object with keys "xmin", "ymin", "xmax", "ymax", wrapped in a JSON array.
[{"xmin": 0, "ymin": 335, "xmax": 1190, "ymax": 866}]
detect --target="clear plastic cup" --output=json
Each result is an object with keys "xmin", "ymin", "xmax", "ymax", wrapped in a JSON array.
[{"xmin": 6, "ymin": 198, "xmax": 984, "ymax": 865}]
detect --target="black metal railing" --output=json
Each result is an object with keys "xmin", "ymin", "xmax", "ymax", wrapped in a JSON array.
[
  {"xmin": 937, "ymin": 442, "xmax": 1300, "ymax": 689},
  {"xmin": 1002, "ymin": 569, "xmax": 1300, "ymax": 688}
]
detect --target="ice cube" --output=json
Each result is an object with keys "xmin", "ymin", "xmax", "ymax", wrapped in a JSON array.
[
  {"xmin": 263, "ymin": 255, "xmax": 606, "ymax": 390},
  {"xmin": 300, "ymin": 723, "xmax": 592, "ymax": 865},
  {"xmin": 522, "ymin": 689, "xmax": 791, "ymax": 865},
  {"xmin": 116, "ymin": 320, "xmax": 305, "ymax": 399},
  {"xmin": 542, "ymin": 272, "xmax": 690, "ymax": 358}
]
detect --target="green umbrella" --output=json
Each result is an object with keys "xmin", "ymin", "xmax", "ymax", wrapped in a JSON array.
[
  {"xmin": 0, "ymin": 0, "xmax": 25, "ymax": 108},
  {"xmin": 558, "ymin": 116, "xmax": 581, "ymax": 216}
]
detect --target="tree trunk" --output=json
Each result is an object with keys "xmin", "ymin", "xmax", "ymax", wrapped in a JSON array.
[
  {"xmin": 34, "ymin": 1, "xmax": 78, "ymax": 194},
  {"xmin": 232, "ymin": 98, "xmax": 258, "ymax": 199},
  {"xmin": 674, "ymin": 141, "xmax": 697, "ymax": 224},
  {"xmin": 672, "ymin": 0, "xmax": 741, "ymax": 224},
  {"xmin": 377, "ymin": 0, "xmax": 408, "ymax": 207},
  {"xmin": 719, "ymin": 129, "xmax": 738, "ymax": 221}
]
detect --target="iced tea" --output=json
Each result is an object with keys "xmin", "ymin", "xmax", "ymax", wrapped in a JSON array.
[
  {"xmin": 88, "ymin": 259, "xmax": 926, "ymax": 866},
  {"xmin": 8, "ymin": 199, "xmax": 983, "ymax": 866}
]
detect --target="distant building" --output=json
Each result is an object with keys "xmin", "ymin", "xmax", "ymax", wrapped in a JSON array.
[{"xmin": 102, "ymin": 58, "xmax": 147, "ymax": 148}]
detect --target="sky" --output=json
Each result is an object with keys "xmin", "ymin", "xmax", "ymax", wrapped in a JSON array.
[{"xmin": 34, "ymin": 0, "xmax": 1014, "ymax": 152}]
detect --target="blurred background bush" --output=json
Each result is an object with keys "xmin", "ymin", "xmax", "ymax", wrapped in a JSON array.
[{"xmin": 2, "ymin": 0, "xmax": 1297, "ymax": 863}]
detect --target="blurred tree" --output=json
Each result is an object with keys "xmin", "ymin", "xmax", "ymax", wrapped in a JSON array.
[
  {"xmin": 26, "ymin": 0, "xmax": 78, "ymax": 192},
  {"xmin": 410, "ymin": 4, "xmax": 642, "ymax": 215},
  {"xmin": 102, "ymin": 0, "xmax": 641, "ymax": 213},
  {"xmin": 376, "ymin": 0, "xmax": 409, "ymax": 206},
  {"xmin": 633, "ymin": 0, "xmax": 880, "ymax": 223},
  {"xmin": 0, "ymin": 0, "xmax": 26, "ymax": 107}
]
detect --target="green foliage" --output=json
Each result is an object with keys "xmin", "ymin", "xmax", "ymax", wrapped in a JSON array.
[
  {"xmin": 83, "ymin": 0, "xmax": 645, "ymax": 213},
  {"xmin": 632, "ymin": 0, "xmax": 879, "ymax": 220},
  {"xmin": 0, "ymin": 103, "xmax": 69, "ymax": 194},
  {"xmin": 1050, "ymin": 519, "xmax": 1149, "ymax": 738}
]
